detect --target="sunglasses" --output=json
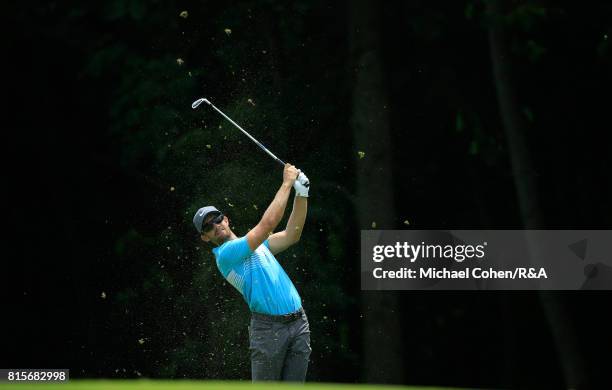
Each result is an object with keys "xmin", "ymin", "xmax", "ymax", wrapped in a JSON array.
[{"xmin": 202, "ymin": 213, "xmax": 224, "ymax": 233}]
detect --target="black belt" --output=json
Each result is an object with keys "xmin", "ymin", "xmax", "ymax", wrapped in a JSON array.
[{"xmin": 251, "ymin": 307, "xmax": 305, "ymax": 323}]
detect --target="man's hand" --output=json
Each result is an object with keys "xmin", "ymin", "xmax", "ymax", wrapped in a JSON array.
[
  {"xmin": 283, "ymin": 164, "xmax": 299, "ymax": 187},
  {"xmin": 294, "ymin": 171, "xmax": 310, "ymax": 197}
]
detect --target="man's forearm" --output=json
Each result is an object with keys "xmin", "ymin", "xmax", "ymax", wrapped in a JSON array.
[
  {"xmin": 260, "ymin": 183, "xmax": 293, "ymax": 231},
  {"xmin": 285, "ymin": 196, "xmax": 307, "ymax": 241}
]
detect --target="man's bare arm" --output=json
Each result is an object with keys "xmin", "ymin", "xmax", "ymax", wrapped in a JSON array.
[
  {"xmin": 246, "ymin": 164, "xmax": 298, "ymax": 251},
  {"xmin": 268, "ymin": 196, "xmax": 307, "ymax": 255}
]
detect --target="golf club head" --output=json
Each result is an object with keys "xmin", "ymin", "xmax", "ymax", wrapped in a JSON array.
[{"xmin": 192, "ymin": 98, "xmax": 211, "ymax": 109}]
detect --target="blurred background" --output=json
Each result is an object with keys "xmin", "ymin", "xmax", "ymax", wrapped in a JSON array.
[{"xmin": 5, "ymin": 0, "xmax": 612, "ymax": 389}]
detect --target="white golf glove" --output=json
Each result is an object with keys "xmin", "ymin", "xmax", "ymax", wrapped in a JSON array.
[{"xmin": 294, "ymin": 171, "xmax": 310, "ymax": 197}]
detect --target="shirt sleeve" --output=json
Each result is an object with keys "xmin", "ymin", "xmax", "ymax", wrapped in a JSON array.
[{"xmin": 215, "ymin": 236, "xmax": 253, "ymax": 270}]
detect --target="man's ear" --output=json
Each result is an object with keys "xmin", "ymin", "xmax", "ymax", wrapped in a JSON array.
[{"xmin": 200, "ymin": 234, "xmax": 210, "ymax": 242}]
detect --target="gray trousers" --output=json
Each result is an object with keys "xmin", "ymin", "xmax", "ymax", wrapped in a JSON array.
[{"xmin": 248, "ymin": 311, "xmax": 311, "ymax": 382}]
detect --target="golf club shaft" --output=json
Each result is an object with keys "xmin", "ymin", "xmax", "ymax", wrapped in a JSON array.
[{"xmin": 207, "ymin": 101, "xmax": 286, "ymax": 167}]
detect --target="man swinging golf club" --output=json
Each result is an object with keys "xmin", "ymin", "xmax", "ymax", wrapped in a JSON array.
[{"xmin": 193, "ymin": 163, "xmax": 311, "ymax": 382}]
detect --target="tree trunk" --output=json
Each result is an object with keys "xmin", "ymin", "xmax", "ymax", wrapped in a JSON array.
[
  {"xmin": 349, "ymin": 0, "xmax": 404, "ymax": 383},
  {"xmin": 487, "ymin": 1, "xmax": 587, "ymax": 388}
]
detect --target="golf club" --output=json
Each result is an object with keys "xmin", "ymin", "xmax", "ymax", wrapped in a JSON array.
[{"xmin": 192, "ymin": 97, "xmax": 286, "ymax": 167}]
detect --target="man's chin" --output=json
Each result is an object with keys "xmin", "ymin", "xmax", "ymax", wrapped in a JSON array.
[{"xmin": 215, "ymin": 234, "xmax": 228, "ymax": 244}]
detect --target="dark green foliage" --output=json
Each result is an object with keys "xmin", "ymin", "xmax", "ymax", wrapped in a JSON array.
[
  {"xmin": 7, "ymin": 0, "xmax": 612, "ymax": 386},
  {"xmin": 63, "ymin": 0, "xmax": 355, "ymax": 380}
]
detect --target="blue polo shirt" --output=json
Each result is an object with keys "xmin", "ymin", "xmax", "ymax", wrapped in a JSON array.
[{"xmin": 213, "ymin": 237, "xmax": 302, "ymax": 315}]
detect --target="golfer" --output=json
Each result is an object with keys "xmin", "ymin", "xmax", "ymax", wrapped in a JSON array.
[{"xmin": 193, "ymin": 163, "xmax": 311, "ymax": 382}]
